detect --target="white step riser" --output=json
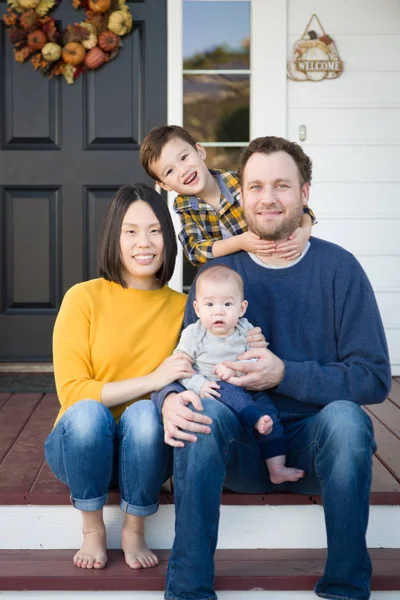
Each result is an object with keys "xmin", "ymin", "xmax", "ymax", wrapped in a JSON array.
[
  {"xmin": 0, "ymin": 592, "xmax": 398, "ymax": 600},
  {"xmin": 1, "ymin": 505, "xmax": 399, "ymax": 550}
]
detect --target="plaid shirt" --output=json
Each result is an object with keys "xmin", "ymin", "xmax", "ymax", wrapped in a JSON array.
[{"xmin": 173, "ymin": 169, "xmax": 315, "ymax": 266}]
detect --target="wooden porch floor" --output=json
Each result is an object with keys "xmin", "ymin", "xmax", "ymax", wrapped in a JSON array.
[{"xmin": 0, "ymin": 378, "xmax": 400, "ymax": 506}]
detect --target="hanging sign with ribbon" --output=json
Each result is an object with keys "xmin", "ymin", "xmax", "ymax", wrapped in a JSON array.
[{"xmin": 287, "ymin": 14, "xmax": 343, "ymax": 82}]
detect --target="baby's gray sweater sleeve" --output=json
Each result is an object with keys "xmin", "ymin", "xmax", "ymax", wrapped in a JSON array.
[{"xmin": 174, "ymin": 323, "xmax": 208, "ymax": 396}]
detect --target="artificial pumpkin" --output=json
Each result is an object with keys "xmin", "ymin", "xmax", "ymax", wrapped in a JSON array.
[
  {"xmin": 108, "ymin": 10, "xmax": 132, "ymax": 36},
  {"xmin": 41, "ymin": 42, "xmax": 62, "ymax": 62},
  {"xmin": 62, "ymin": 42, "xmax": 86, "ymax": 66},
  {"xmin": 88, "ymin": 0, "xmax": 111, "ymax": 14},
  {"xmin": 98, "ymin": 30, "xmax": 119, "ymax": 52},
  {"xmin": 27, "ymin": 29, "xmax": 47, "ymax": 51},
  {"xmin": 82, "ymin": 32, "xmax": 97, "ymax": 49},
  {"xmin": 18, "ymin": 0, "xmax": 40, "ymax": 10},
  {"xmin": 84, "ymin": 46, "xmax": 106, "ymax": 69},
  {"xmin": 20, "ymin": 10, "xmax": 40, "ymax": 32}
]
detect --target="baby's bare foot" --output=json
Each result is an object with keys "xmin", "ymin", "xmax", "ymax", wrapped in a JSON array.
[
  {"xmin": 269, "ymin": 465, "xmax": 305, "ymax": 485},
  {"xmin": 122, "ymin": 515, "xmax": 158, "ymax": 569},
  {"xmin": 255, "ymin": 415, "xmax": 273, "ymax": 435},
  {"xmin": 73, "ymin": 530, "xmax": 107, "ymax": 569}
]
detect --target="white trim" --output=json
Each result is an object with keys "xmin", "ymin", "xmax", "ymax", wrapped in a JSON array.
[
  {"xmin": 251, "ymin": 0, "xmax": 288, "ymax": 137},
  {"xmin": 167, "ymin": 0, "xmax": 183, "ymax": 293}
]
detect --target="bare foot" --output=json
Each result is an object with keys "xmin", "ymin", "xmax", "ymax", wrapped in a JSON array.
[
  {"xmin": 269, "ymin": 465, "xmax": 305, "ymax": 485},
  {"xmin": 255, "ymin": 415, "xmax": 273, "ymax": 435},
  {"xmin": 73, "ymin": 530, "xmax": 107, "ymax": 569},
  {"xmin": 122, "ymin": 514, "xmax": 158, "ymax": 569}
]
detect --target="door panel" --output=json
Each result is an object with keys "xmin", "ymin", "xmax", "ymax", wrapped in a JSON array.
[{"xmin": 0, "ymin": 0, "xmax": 166, "ymax": 360}]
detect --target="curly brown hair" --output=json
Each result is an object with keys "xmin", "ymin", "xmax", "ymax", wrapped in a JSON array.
[{"xmin": 238, "ymin": 136, "xmax": 312, "ymax": 187}]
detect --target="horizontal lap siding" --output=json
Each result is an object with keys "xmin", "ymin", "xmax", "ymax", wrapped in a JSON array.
[{"xmin": 288, "ymin": 0, "xmax": 400, "ymax": 373}]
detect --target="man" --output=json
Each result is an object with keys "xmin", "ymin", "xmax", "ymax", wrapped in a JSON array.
[{"xmin": 153, "ymin": 136, "xmax": 391, "ymax": 600}]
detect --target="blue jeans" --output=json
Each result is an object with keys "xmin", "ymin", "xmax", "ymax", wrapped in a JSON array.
[
  {"xmin": 45, "ymin": 399, "xmax": 171, "ymax": 515},
  {"xmin": 166, "ymin": 399, "xmax": 376, "ymax": 600}
]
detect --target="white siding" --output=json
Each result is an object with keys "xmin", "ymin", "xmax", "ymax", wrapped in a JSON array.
[{"xmin": 287, "ymin": 0, "xmax": 400, "ymax": 373}]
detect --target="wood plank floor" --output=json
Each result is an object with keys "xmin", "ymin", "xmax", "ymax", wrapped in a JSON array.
[
  {"xmin": 0, "ymin": 548, "xmax": 399, "ymax": 591},
  {"xmin": 0, "ymin": 378, "xmax": 399, "ymax": 506}
]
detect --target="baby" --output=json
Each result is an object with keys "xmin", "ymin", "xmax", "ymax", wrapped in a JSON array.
[{"xmin": 175, "ymin": 264, "xmax": 304, "ymax": 484}]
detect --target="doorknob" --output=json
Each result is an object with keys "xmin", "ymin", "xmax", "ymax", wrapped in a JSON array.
[{"xmin": 299, "ymin": 124, "xmax": 307, "ymax": 142}]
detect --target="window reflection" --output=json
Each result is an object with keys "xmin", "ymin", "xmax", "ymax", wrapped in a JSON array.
[
  {"xmin": 183, "ymin": 1, "xmax": 250, "ymax": 70},
  {"xmin": 203, "ymin": 146, "xmax": 243, "ymax": 172},
  {"xmin": 184, "ymin": 74, "xmax": 250, "ymax": 143}
]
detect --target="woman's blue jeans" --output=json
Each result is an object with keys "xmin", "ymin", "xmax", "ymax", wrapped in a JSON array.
[
  {"xmin": 165, "ymin": 399, "xmax": 376, "ymax": 600},
  {"xmin": 44, "ymin": 399, "xmax": 172, "ymax": 515}
]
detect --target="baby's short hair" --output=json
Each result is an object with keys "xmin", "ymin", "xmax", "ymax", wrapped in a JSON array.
[
  {"xmin": 140, "ymin": 125, "xmax": 198, "ymax": 179},
  {"xmin": 195, "ymin": 265, "xmax": 244, "ymax": 299}
]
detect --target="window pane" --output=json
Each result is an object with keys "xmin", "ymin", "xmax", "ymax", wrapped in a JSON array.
[
  {"xmin": 184, "ymin": 74, "xmax": 249, "ymax": 143},
  {"xmin": 183, "ymin": 1, "xmax": 250, "ymax": 70},
  {"xmin": 204, "ymin": 146, "xmax": 243, "ymax": 171}
]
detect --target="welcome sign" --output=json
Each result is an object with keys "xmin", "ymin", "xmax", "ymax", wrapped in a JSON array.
[{"xmin": 287, "ymin": 14, "xmax": 343, "ymax": 82}]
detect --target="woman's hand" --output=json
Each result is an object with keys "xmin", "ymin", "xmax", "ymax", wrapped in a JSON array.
[
  {"xmin": 162, "ymin": 391, "xmax": 212, "ymax": 447},
  {"xmin": 151, "ymin": 352, "xmax": 194, "ymax": 391},
  {"xmin": 246, "ymin": 326, "xmax": 268, "ymax": 349}
]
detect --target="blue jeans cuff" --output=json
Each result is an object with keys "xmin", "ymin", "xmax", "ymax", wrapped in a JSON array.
[
  {"xmin": 71, "ymin": 492, "xmax": 108, "ymax": 511},
  {"xmin": 120, "ymin": 498, "xmax": 159, "ymax": 516}
]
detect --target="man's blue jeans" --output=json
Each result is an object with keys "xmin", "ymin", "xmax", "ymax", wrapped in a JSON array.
[
  {"xmin": 45, "ymin": 399, "xmax": 171, "ymax": 515},
  {"xmin": 166, "ymin": 398, "xmax": 376, "ymax": 600}
]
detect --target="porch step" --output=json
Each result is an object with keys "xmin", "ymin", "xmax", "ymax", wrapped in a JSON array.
[
  {"xmin": 1, "ymin": 504, "xmax": 399, "ymax": 550},
  {"xmin": 0, "ymin": 549, "xmax": 399, "ymax": 592}
]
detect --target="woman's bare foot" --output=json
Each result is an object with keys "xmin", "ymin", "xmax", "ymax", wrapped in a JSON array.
[
  {"xmin": 268, "ymin": 464, "xmax": 305, "ymax": 485},
  {"xmin": 73, "ymin": 509, "xmax": 107, "ymax": 569},
  {"xmin": 122, "ymin": 514, "xmax": 158, "ymax": 569},
  {"xmin": 255, "ymin": 415, "xmax": 273, "ymax": 435}
]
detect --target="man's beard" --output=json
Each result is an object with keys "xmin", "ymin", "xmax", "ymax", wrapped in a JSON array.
[{"xmin": 244, "ymin": 203, "xmax": 304, "ymax": 242}]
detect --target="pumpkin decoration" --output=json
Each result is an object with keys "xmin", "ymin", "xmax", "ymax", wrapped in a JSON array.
[
  {"xmin": 20, "ymin": 9, "xmax": 40, "ymax": 31},
  {"xmin": 3, "ymin": 0, "xmax": 133, "ymax": 83},
  {"xmin": 98, "ymin": 30, "xmax": 119, "ymax": 52},
  {"xmin": 18, "ymin": 0, "xmax": 40, "ymax": 10},
  {"xmin": 88, "ymin": 0, "xmax": 111, "ymax": 14},
  {"xmin": 108, "ymin": 10, "xmax": 132, "ymax": 36},
  {"xmin": 62, "ymin": 42, "xmax": 86, "ymax": 66},
  {"xmin": 41, "ymin": 41, "xmax": 62, "ymax": 62},
  {"xmin": 27, "ymin": 29, "xmax": 46, "ymax": 50},
  {"xmin": 85, "ymin": 46, "xmax": 106, "ymax": 69}
]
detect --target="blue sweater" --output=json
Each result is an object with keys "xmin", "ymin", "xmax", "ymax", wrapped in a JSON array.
[{"xmin": 154, "ymin": 238, "xmax": 391, "ymax": 414}]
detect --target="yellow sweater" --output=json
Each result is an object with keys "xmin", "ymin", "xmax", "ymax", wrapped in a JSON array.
[{"xmin": 52, "ymin": 278, "xmax": 187, "ymax": 426}]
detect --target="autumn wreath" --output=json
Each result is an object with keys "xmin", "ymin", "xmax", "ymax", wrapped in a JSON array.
[{"xmin": 2, "ymin": 0, "xmax": 133, "ymax": 84}]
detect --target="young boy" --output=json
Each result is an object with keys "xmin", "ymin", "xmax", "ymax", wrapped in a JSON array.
[
  {"xmin": 140, "ymin": 125, "xmax": 315, "ymax": 266},
  {"xmin": 174, "ymin": 264, "xmax": 304, "ymax": 485}
]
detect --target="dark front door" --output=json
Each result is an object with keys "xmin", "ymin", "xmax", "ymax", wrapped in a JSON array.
[{"xmin": 0, "ymin": 0, "xmax": 166, "ymax": 361}]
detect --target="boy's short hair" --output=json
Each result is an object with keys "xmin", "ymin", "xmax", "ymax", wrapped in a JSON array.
[
  {"xmin": 239, "ymin": 136, "xmax": 313, "ymax": 187},
  {"xmin": 196, "ymin": 265, "xmax": 244, "ymax": 299},
  {"xmin": 140, "ymin": 125, "xmax": 198, "ymax": 180}
]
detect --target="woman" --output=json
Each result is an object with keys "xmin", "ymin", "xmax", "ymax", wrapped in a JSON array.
[{"xmin": 45, "ymin": 184, "xmax": 191, "ymax": 570}]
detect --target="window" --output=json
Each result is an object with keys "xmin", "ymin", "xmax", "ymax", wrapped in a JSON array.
[{"xmin": 182, "ymin": 0, "xmax": 251, "ymax": 290}]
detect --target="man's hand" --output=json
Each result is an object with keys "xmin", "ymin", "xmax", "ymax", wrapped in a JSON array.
[
  {"xmin": 200, "ymin": 380, "xmax": 220, "ymax": 399},
  {"xmin": 162, "ymin": 390, "xmax": 212, "ymax": 447},
  {"xmin": 222, "ymin": 348, "xmax": 284, "ymax": 391},
  {"xmin": 246, "ymin": 326, "xmax": 268, "ymax": 349}
]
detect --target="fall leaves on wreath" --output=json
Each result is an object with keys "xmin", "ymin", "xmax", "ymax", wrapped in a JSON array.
[{"xmin": 3, "ymin": 0, "xmax": 133, "ymax": 84}]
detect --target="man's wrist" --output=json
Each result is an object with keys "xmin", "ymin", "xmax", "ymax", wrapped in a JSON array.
[{"xmin": 275, "ymin": 358, "xmax": 285, "ymax": 386}]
